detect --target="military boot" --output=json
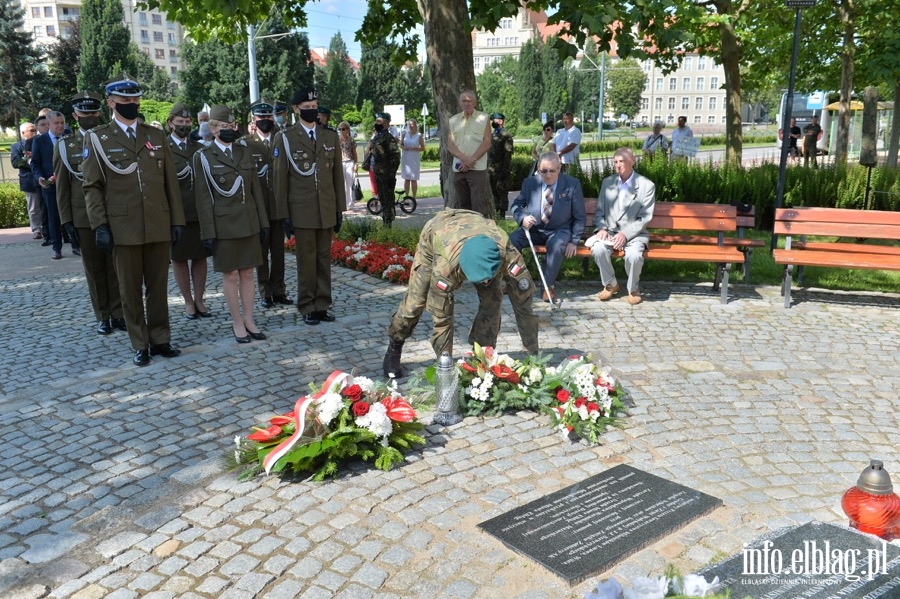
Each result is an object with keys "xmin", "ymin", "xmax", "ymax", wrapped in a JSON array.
[{"xmin": 383, "ymin": 339, "xmax": 405, "ymax": 378}]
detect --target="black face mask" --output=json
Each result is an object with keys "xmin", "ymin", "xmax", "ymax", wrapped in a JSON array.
[
  {"xmin": 77, "ymin": 116, "xmax": 101, "ymax": 131},
  {"xmin": 255, "ymin": 119, "xmax": 274, "ymax": 134},
  {"xmin": 172, "ymin": 124, "xmax": 191, "ymax": 138},
  {"xmin": 491, "ymin": 122, "xmax": 500, "ymax": 129},
  {"xmin": 373, "ymin": 123, "xmax": 385, "ymax": 132},
  {"xmin": 115, "ymin": 102, "xmax": 140, "ymax": 121},
  {"xmin": 298, "ymin": 108, "xmax": 318, "ymax": 123},
  {"xmin": 217, "ymin": 128, "xmax": 238, "ymax": 143}
]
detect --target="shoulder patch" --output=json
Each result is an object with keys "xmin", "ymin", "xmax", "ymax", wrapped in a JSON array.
[
  {"xmin": 518, "ymin": 278, "xmax": 531, "ymax": 291},
  {"xmin": 273, "ymin": 147, "xmax": 279, "ymax": 157},
  {"xmin": 82, "ymin": 148, "xmax": 89, "ymax": 159}
]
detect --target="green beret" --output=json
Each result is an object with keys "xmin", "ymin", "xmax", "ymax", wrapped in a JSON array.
[
  {"xmin": 490, "ymin": 113, "xmax": 505, "ymax": 120},
  {"xmin": 209, "ymin": 104, "xmax": 235, "ymax": 123},
  {"xmin": 459, "ymin": 235, "xmax": 501, "ymax": 283},
  {"xmin": 168, "ymin": 102, "xmax": 192, "ymax": 120},
  {"xmin": 375, "ymin": 112, "xmax": 391, "ymax": 122},
  {"xmin": 318, "ymin": 105, "xmax": 331, "ymax": 115}
]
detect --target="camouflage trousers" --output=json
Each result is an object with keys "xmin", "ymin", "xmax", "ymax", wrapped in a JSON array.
[{"xmin": 489, "ymin": 170, "xmax": 510, "ymax": 215}]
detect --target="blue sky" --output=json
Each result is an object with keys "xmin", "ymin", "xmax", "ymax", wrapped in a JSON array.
[{"xmin": 302, "ymin": 0, "xmax": 368, "ymax": 60}]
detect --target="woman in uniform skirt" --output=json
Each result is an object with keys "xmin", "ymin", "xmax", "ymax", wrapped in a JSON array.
[{"xmin": 194, "ymin": 105, "xmax": 270, "ymax": 343}]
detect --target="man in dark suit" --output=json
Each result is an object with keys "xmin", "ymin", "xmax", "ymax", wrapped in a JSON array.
[
  {"xmin": 82, "ymin": 74, "xmax": 186, "ymax": 366},
  {"xmin": 31, "ymin": 111, "xmax": 80, "ymax": 260},
  {"xmin": 510, "ymin": 152, "xmax": 586, "ymax": 302},
  {"xmin": 9, "ymin": 122, "xmax": 44, "ymax": 239}
]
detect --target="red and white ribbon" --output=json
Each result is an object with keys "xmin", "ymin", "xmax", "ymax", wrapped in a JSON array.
[{"xmin": 263, "ymin": 370, "xmax": 350, "ymax": 474}]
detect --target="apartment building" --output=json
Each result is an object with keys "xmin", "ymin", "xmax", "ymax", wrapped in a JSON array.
[{"xmin": 20, "ymin": 0, "xmax": 186, "ymax": 79}]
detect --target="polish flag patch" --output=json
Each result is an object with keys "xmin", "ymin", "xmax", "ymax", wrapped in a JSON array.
[
  {"xmin": 508, "ymin": 263, "xmax": 522, "ymax": 276},
  {"xmin": 435, "ymin": 280, "xmax": 449, "ymax": 291}
]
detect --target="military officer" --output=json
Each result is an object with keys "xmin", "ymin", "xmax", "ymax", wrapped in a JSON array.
[
  {"xmin": 487, "ymin": 112, "xmax": 514, "ymax": 215},
  {"xmin": 272, "ymin": 87, "xmax": 346, "ymax": 326},
  {"xmin": 167, "ymin": 102, "xmax": 211, "ymax": 321},
  {"xmin": 240, "ymin": 100, "xmax": 290, "ymax": 309},
  {"xmin": 82, "ymin": 74, "xmax": 186, "ymax": 367},
  {"xmin": 317, "ymin": 106, "xmax": 334, "ymax": 129},
  {"xmin": 194, "ymin": 105, "xmax": 269, "ymax": 344},
  {"xmin": 371, "ymin": 112, "xmax": 401, "ymax": 227},
  {"xmin": 383, "ymin": 209, "xmax": 540, "ymax": 378},
  {"xmin": 55, "ymin": 90, "xmax": 124, "ymax": 336},
  {"xmin": 273, "ymin": 101, "xmax": 289, "ymax": 130}
]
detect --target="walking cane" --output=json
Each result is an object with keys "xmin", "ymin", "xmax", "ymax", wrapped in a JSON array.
[{"xmin": 524, "ymin": 228, "xmax": 561, "ymax": 309}]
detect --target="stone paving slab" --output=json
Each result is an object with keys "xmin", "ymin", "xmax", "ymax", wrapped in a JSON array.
[{"xmin": 0, "ymin": 235, "xmax": 899, "ymax": 598}]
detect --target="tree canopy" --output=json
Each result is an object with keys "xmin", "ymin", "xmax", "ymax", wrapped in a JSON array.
[
  {"xmin": 0, "ymin": 0, "xmax": 47, "ymax": 130},
  {"xmin": 78, "ymin": 0, "xmax": 136, "ymax": 94}
]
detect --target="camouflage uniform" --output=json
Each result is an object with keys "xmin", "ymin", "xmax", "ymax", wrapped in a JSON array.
[
  {"xmin": 488, "ymin": 126, "xmax": 514, "ymax": 215},
  {"xmin": 372, "ymin": 128, "xmax": 400, "ymax": 226},
  {"xmin": 387, "ymin": 209, "xmax": 539, "ymax": 356}
]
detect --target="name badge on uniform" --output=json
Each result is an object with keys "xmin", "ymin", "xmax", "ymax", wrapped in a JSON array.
[{"xmin": 435, "ymin": 280, "xmax": 449, "ymax": 292}]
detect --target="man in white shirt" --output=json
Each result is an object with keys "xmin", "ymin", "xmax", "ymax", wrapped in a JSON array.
[
  {"xmin": 447, "ymin": 89, "xmax": 492, "ymax": 217},
  {"xmin": 553, "ymin": 112, "xmax": 582, "ymax": 172},
  {"xmin": 670, "ymin": 116, "xmax": 694, "ymax": 160}
]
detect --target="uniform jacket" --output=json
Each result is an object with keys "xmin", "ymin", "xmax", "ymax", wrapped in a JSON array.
[
  {"xmin": 372, "ymin": 129, "xmax": 400, "ymax": 179},
  {"xmin": 9, "ymin": 140, "xmax": 39, "ymax": 193},
  {"xmin": 54, "ymin": 131, "xmax": 91, "ymax": 228},
  {"xmin": 167, "ymin": 134, "xmax": 204, "ymax": 222},
  {"xmin": 487, "ymin": 128, "xmax": 513, "ymax": 175},
  {"xmin": 594, "ymin": 171, "xmax": 656, "ymax": 241},
  {"xmin": 512, "ymin": 172, "xmax": 586, "ymax": 242},
  {"xmin": 82, "ymin": 121, "xmax": 186, "ymax": 244},
  {"xmin": 237, "ymin": 131, "xmax": 275, "ymax": 219},
  {"xmin": 193, "ymin": 142, "xmax": 267, "ymax": 241},
  {"xmin": 272, "ymin": 123, "xmax": 346, "ymax": 228}
]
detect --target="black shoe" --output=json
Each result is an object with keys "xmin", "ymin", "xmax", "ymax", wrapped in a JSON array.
[
  {"xmin": 273, "ymin": 295, "xmax": 293, "ymax": 305},
  {"xmin": 185, "ymin": 311, "xmax": 199, "ymax": 320},
  {"xmin": 51, "ymin": 251, "xmax": 62, "ymax": 260},
  {"xmin": 97, "ymin": 320, "xmax": 112, "ymax": 335},
  {"xmin": 41, "ymin": 239, "xmax": 51, "ymax": 247},
  {"xmin": 198, "ymin": 310, "xmax": 213, "ymax": 318},
  {"xmin": 314, "ymin": 310, "xmax": 336, "ymax": 322},
  {"xmin": 303, "ymin": 312, "xmax": 320, "ymax": 325},
  {"xmin": 235, "ymin": 333, "xmax": 251, "ymax": 344},
  {"xmin": 111, "ymin": 318, "xmax": 127, "ymax": 331},
  {"xmin": 149, "ymin": 343, "xmax": 181, "ymax": 358},
  {"xmin": 260, "ymin": 297, "xmax": 275, "ymax": 308},
  {"xmin": 246, "ymin": 328, "xmax": 266, "ymax": 340},
  {"xmin": 72, "ymin": 248, "xmax": 81, "ymax": 257},
  {"xmin": 133, "ymin": 349, "xmax": 150, "ymax": 366}
]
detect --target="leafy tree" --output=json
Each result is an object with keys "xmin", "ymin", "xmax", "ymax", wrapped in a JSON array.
[
  {"xmin": 541, "ymin": 36, "xmax": 570, "ymax": 120},
  {"xmin": 571, "ymin": 43, "xmax": 602, "ymax": 125},
  {"xmin": 359, "ymin": 99, "xmax": 375, "ymax": 135},
  {"xmin": 476, "ymin": 56, "xmax": 521, "ymax": 133},
  {"xmin": 517, "ymin": 38, "xmax": 544, "ymax": 122},
  {"xmin": 45, "ymin": 18, "xmax": 81, "ymax": 111},
  {"xmin": 144, "ymin": 67, "xmax": 176, "ymax": 101},
  {"xmin": 0, "ymin": 0, "xmax": 47, "ymax": 131},
  {"xmin": 606, "ymin": 58, "xmax": 646, "ymax": 121},
  {"xmin": 321, "ymin": 33, "xmax": 357, "ymax": 110},
  {"xmin": 78, "ymin": 0, "xmax": 136, "ymax": 94},
  {"xmin": 356, "ymin": 39, "xmax": 402, "ymax": 110},
  {"xmin": 254, "ymin": 11, "xmax": 314, "ymax": 106},
  {"xmin": 178, "ymin": 39, "xmax": 248, "ymax": 119}
]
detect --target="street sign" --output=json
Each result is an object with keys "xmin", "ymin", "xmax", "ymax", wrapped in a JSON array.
[
  {"xmin": 421, "ymin": 103, "xmax": 429, "ymax": 118},
  {"xmin": 785, "ymin": 0, "xmax": 816, "ymax": 6},
  {"xmin": 541, "ymin": 112, "xmax": 547, "ymax": 125},
  {"xmin": 806, "ymin": 91, "xmax": 825, "ymax": 110}
]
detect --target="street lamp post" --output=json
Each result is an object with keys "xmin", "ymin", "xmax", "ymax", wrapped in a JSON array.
[{"xmin": 771, "ymin": 0, "xmax": 817, "ymax": 253}]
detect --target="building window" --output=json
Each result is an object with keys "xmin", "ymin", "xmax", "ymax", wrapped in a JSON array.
[
  {"xmin": 709, "ymin": 97, "xmax": 717, "ymax": 110},
  {"xmin": 684, "ymin": 56, "xmax": 692, "ymax": 70},
  {"xmin": 167, "ymin": 21, "xmax": 175, "ymax": 29},
  {"xmin": 168, "ymin": 33, "xmax": 175, "ymax": 43},
  {"xmin": 139, "ymin": 12, "xmax": 148, "ymax": 25},
  {"xmin": 155, "ymin": 48, "xmax": 165, "ymax": 58},
  {"xmin": 710, "ymin": 76, "xmax": 719, "ymax": 90},
  {"xmin": 694, "ymin": 115, "xmax": 702, "ymax": 123},
  {"xmin": 654, "ymin": 97, "xmax": 663, "ymax": 110},
  {"xmin": 641, "ymin": 115, "xmax": 648, "ymax": 123},
  {"xmin": 682, "ymin": 97, "xmax": 690, "ymax": 110},
  {"xmin": 667, "ymin": 114, "xmax": 675, "ymax": 124},
  {"xmin": 669, "ymin": 77, "xmax": 677, "ymax": 90},
  {"xmin": 142, "ymin": 47, "xmax": 150, "ymax": 55},
  {"xmin": 668, "ymin": 98, "xmax": 676, "ymax": 110},
  {"xmin": 642, "ymin": 60, "xmax": 651, "ymax": 72},
  {"xmin": 683, "ymin": 77, "xmax": 690, "ymax": 91},
  {"xmin": 33, "ymin": 25, "xmax": 43, "ymax": 36},
  {"xmin": 171, "ymin": 66, "xmax": 178, "ymax": 75},
  {"xmin": 153, "ymin": 31, "xmax": 163, "ymax": 42},
  {"xmin": 722, "ymin": 115, "xmax": 728, "ymax": 123},
  {"xmin": 641, "ymin": 97, "xmax": 648, "ymax": 110},
  {"xmin": 47, "ymin": 25, "xmax": 55, "ymax": 36},
  {"xmin": 44, "ymin": 6, "xmax": 53, "ymax": 17},
  {"xmin": 141, "ymin": 30, "xmax": 149, "ymax": 41},
  {"xmin": 31, "ymin": 7, "xmax": 40, "ymax": 18},
  {"xmin": 474, "ymin": 57, "xmax": 480, "ymax": 69},
  {"xmin": 708, "ymin": 115, "xmax": 716, "ymax": 124},
  {"xmin": 695, "ymin": 97, "xmax": 703, "ymax": 110},
  {"xmin": 152, "ymin": 14, "xmax": 162, "ymax": 25},
  {"xmin": 655, "ymin": 77, "xmax": 663, "ymax": 91},
  {"xmin": 696, "ymin": 77, "xmax": 705, "ymax": 91},
  {"xmin": 698, "ymin": 56, "xmax": 707, "ymax": 70}
]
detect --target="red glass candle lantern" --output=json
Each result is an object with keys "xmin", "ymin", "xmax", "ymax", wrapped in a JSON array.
[{"xmin": 842, "ymin": 460, "xmax": 900, "ymax": 540}]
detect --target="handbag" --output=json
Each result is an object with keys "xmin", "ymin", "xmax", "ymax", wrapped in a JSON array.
[
  {"xmin": 353, "ymin": 180, "xmax": 363, "ymax": 203},
  {"xmin": 361, "ymin": 150, "xmax": 372, "ymax": 171}
]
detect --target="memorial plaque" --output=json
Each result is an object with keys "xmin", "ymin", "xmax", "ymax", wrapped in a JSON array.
[
  {"xmin": 479, "ymin": 464, "xmax": 722, "ymax": 584},
  {"xmin": 700, "ymin": 521, "xmax": 900, "ymax": 598}
]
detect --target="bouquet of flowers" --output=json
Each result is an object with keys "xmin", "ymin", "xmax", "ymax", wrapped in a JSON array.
[
  {"xmin": 456, "ymin": 343, "xmax": 556, "ymax": 417},
  {"xmin": 545, "ymin": 355, "xmax": 625, "ymax": 444},
  {"xmin": 585, "ymin": 572, "xmax": 723, "ymax": 598},
  {"xmin": 331, "ymin": 238, "xmax": 413, "ymax": 284},
  {"xmin": 230, "ymin": 371, "xmax": 425, "ymax": 481}
]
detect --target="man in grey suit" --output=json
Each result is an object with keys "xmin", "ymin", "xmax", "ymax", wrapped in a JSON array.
[
  {"xmin": 510, "ymin": 152, "xmax": 585, "ymax": 302},
  {"xmin": 587, "ymin": 147, "xmax": 655, "ymax": 305}
]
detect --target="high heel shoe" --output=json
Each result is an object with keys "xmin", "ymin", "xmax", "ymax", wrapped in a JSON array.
[
  {"xmin": 233, "ymin": 325, "xmax": 251, "ymax": 344},
  {"xmin": 245, "ymin": 325, "xmax": 266, "ymax": 340}
]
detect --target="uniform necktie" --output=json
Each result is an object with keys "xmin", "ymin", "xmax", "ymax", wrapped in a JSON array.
[
  {"xmin": 179, "ymin": 141, "xmax": 186, "ymax": 152},
  {"xmin": 224, "ymin": 147, "xmax": 232, "ymax": 161},
  {"xmin": 263, "ymin": 138, "xmax": 270, "ymax": 149},
  {"xmin": 541, "ymin": 185, "xmax": 554, "ymax": 224},
  {"xmin": 309, "ymin": 130, "xmax": 315, "ymax": 146},
  {"xmin": 126, "ymin": 126, "xmax": 135, "ymax": 141}
]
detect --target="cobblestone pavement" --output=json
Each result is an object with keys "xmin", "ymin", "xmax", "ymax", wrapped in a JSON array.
[{"xmin": 1, "ymin": 228, "xmax": 898, "ymax": 599}]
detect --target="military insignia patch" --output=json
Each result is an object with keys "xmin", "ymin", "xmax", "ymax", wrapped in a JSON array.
[
  {"xmin": 508, "ymin": 263, "xmax": 522, "ymax": 276},
  {"xmin": 435, "ymin": 280, "xmax": 449, "ymax": 292},
  {"xmin": 68, "ymin": 142, "xmax": 75, "ymax": 148},
  {"xmin": 83, "ymin": 148, "xmax": 89, "ymax": 159},
  {"xmin": 518, "ymin": 278, "xmax": 530, "ymax": 291},
  {"xmin": 273, "ymin": 148, "xmax": 279, "ymax": 157},
  {"xmin": 100, "ymin": 135, "xmax": 108, "ymax": 141}
]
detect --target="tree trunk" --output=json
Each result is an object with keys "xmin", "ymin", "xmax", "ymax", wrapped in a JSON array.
[
  {"xmin": 418, "ymin": 0, "xmax": 476, "ymax": 208},
  {"xmin": 888, "ymin": 80, "xmax": 900, "ymax": 167},
  {"xmin": 719, "ymin": 19, "xmax": 743, "ymax": 163},
  {"xmin": 834, "ymin": 0, "xmax": 855, "ymax": 164}
]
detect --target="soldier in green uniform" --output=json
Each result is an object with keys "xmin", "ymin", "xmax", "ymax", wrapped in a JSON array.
[
  {"xmin": 272, "ymin": 87, "xmax": 346, "ymax": 326},
  {"xmin": 273, "ymin": 101, "xmax": 289, "ymax": 131},
  {"xmin": 371, "ymin": 112, "xmax": 401, "ymax": 227},
  {"xmin": 383, "ymin": 209, "xmax": 540, "ymax": 378},
  {"xmin": 167, "ymin": 102, "xmax": 211, "ymax": 320},
  {"xmin": 239, "ymin": 100, "xmax": 290, "ymax": 309},
  {"xmin": 55, "ymin": 90, "xmax": 124, "ymax": 336},
  {"xmin": 82, "ymin": 74, "xmax": 186, "ymax": 367},
  {"xmin": 487, "ymin": 112, "xmax": 514, "ymax": 215}
]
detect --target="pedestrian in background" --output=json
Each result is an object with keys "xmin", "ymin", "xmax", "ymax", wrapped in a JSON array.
[
  {"xmin": 447, "ymin": 89, "xmax": 492, "ymax": 217},
  {"xmin": 401, "ymin": 118, "xmax": 425, "ymax": 201},
  {"xmin": 642, "ymin": 122, "xmax": 669, "ymax": 160},
  {"xmin": 338, "ymin": 120, "xmax": 358, "ymax": 207},
  {"xmin": 554, "ymin": 112, "xmax": 581, "ymax": 173},
  {"xmin": 487, "ymin": 112, "xmax": 514, "ymax": 215},
  {"xmin": 9, "ymin": 122, "xmax": 44, "ymax": 239}
]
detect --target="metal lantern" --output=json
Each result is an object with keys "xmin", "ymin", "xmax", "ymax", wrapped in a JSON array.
[
  {"xmin": 841, "ymin": 460, "xmax": 900, "ymax": 540},
  {"xmin": 432, "ymin": 352, "xmax": 462, "ymax": 426}
]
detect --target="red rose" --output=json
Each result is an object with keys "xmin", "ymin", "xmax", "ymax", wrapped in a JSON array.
[
  {"xmin": 574, "ymin": 397, "xmax": 587, "ymax": 408},
  {"xmin": 556, "ymin": 389, "xmax": 570, "ymax": 402},
  {"xmin": 342, "ymin": 384, "xmax": 364, "ymax": 401},
  {"xmin": 247, "ymin": 424, "xmax": 283, "ymax": 442},
  {"xmin": 587, "ymin": 402, "xmax": 600, "ymax": 413},
  {"xmin": 352, "ymin": 401, "xmax": 370, "ymax": 417},
  {"xmin": 490, "ymin": 364, "xmax": 521, "ymax": 385}
]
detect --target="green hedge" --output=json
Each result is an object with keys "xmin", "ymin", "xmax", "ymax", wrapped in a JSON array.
[{"xmin": 0, "ymin": 183, "xmax": 28, "ymax": 228}]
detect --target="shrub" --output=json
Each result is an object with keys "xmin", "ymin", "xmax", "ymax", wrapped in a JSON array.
[{"xmin": 0, "ymin": 183, "xmax": 28, "ymax": 228}]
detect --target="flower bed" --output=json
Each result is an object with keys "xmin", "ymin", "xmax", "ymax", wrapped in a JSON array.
[
  {"xmin": 330, "ymin": 238, "xmax": 413, "ymax": 284},
  {"xmin": 231, "ymin": 371, "xmax": 425, "ymax": 480}
]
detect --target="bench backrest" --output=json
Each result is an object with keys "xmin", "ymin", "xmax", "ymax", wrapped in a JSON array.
[
  {"xmin": 774, "ymin": 207, "xmax": 900, "ymax": 240},
  {"xmin": 583, "ymin": 200, "xmax": 737, "ymax": 233}
]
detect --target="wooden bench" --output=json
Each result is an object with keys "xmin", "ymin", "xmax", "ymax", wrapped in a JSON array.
[
  {"xmin": 773, "ymin": 207, "xmax": 900, "ymax": 307},
  {"xmin": 532, "ymin": 201, "xmax": 745, "ymax": 304}
]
